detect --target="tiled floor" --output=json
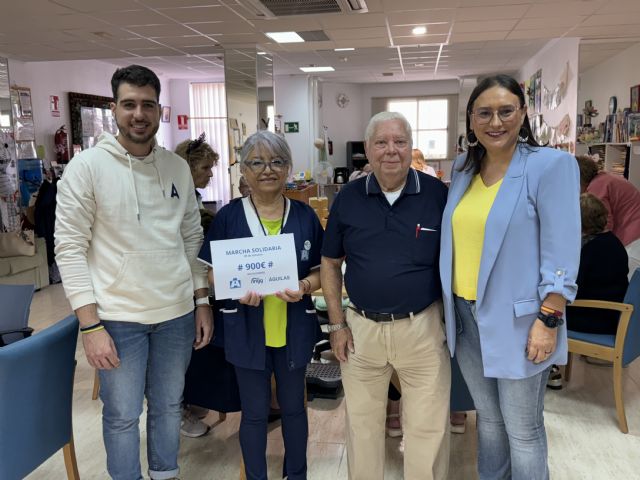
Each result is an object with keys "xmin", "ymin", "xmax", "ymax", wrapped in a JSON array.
[{"xmin": 25, "ymin": 284, "xmax": 640, "ymax": 479}]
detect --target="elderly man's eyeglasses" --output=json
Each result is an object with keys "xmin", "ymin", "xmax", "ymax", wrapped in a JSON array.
[
  {"xmin": 471, "ymin": 105, "xmax": 521, "ymax": 124},
  {"xmin": 373, "ymin": 139, "xmax": 409, "ymax": 150},
  {"xmin": 244, "ymin": 157, "xmax": 287, "ymax": 173}
]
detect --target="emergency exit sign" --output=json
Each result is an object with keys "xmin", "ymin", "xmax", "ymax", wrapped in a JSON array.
[{"xmin": 284, "ymin": 122, "xmax": 299, "ymax": 133}]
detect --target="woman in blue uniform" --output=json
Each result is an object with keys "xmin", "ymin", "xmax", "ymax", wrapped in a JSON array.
[{"xmin": 198, "ymin": 130, "xmax": 323, "ymax": 480}]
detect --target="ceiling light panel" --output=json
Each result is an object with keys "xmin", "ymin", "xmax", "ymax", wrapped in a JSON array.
[
  {"xmin": 266, "ymin": 31, "xmax": 305, "ymax": 43},
  {"xmin": 299, "ymin": 66, "xmax": 335, "ymax": 72}
]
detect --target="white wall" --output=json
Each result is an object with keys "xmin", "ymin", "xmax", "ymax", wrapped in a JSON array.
[
  {"xmin": 274, "ymin": 75, "xmax": 314, "ymax": 174},
  {"xmin": 518, "ymin": 38, "xmax": 580, "ymax": 148},
  {"xmin": 320, "ymin": 82, "xmax": 365, "ymax": 167},
  {"xmin": 7, "ymin": 58, "xmax": 172, "ymax": 164},
  {"xmin": 579, "ymin": 42, "xmax": 640, "ymax": 126}
]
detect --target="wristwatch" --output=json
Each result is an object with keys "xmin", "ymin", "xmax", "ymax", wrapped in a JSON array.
[
  {"xmin": 537, "ymin": 311, "xmax": 564, "ymax": 328},
  {"xmin": 326, "ymin": 322, "xmax": 349, "ymax": 333}
]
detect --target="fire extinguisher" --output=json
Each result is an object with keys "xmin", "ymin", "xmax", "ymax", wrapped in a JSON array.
[{"xmin": 54, "ymin": 125, "xmax": 69, "ymax": 163}]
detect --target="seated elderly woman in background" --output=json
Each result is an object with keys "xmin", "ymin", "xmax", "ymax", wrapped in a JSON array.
[
  {"xmin": 576, "ymin": 155, "xmax": 640, "ymax": 278},
  {"xmin": 411, "ymin": 148, "xmax": 437, "ymax": 177},
  {"xmin": 566, "ymin": 193, "xmax": 629, "ymax": 335},
  {"xmin": 198, "ymin": 130, "xmax": 324, "ymax": 480}
]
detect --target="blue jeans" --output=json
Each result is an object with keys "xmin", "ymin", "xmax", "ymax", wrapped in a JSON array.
[
  {"xmin": 454, "ymin": 296, "xmax": 550, "ymax": 480},
  {"xmin": 234, "ymin": 347, "xmax": 308, "ymax": 480},
  {"xmin": 99, "ymin": 313, "xmax": 195, "ymax": 480}
]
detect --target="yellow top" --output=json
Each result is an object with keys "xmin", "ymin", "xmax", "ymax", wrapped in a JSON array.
[
  {"xmin": 261, "ymin": 218, "xmax": 287, "ymax": 347},
  {"xmin": 452, "ymin": 174, "xmax": 503, "ymax": 300}
]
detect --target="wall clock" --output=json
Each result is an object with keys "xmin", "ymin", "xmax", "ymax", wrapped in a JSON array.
[{"xmin": 336, "ymin": 93, "xmax": 350, "ymax": 108}]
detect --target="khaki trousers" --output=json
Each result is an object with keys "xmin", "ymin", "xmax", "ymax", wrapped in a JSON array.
[{"xmin": 341, "ymin": 301, "xmax": 451, "ymax": 480}]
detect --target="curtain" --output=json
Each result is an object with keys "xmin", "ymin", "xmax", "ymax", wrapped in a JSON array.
[{"xmin": 189, "ymin": 82, "xmax": 230, "ymax": 205}]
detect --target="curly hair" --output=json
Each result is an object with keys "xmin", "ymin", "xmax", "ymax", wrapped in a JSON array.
[
  {"xmin": 580, "ymin": 193, "xmax": 608, "ymax": 235},
  {"xmin": 575, "ymin": 155, "xmax": 600, "ymax": 187},
  {"xmin": 175, "ymin": 134, "xmax": 219, "ymax": 170}
]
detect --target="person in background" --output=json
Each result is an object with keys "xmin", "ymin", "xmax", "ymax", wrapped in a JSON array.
[
  {"xmin": 566, "ymin": 193, "xmax": 629, "ymax": 335},
  {"xmin": 348, "ymin": 159, "xmax": 373, "ymax": 182},
  {"xmin": 322, "ymin": 112, "xmax": 450, "ymax": 480},
  {"xmin": 55, "ymin": 65, "xmax": 212, "ymax": 480},
  {"xmin": 198, "ymin": 130, "xmax": 323, "ymax": 480},
  {"xmin": 440, "ymin": 74, "xmax": 580, "ymax": 480},
  {"xmin": 576, "ymin": 154, "xmax": 640, "ymax": 278},
  {"xmin": 34, "ymin": 166, "xmax": 60, "ymax": 284},
  {"xmin": 411, "ymin": 148, "xmax": 437, "ymax": 177},
  {"xmin": 174, "ymin": 134, "xmax": 235, "ymax": 438}
]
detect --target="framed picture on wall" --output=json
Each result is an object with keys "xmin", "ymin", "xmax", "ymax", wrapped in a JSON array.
[
  {"xmin": 630, "ymin": 85, "xmax": 640, "ymax": 112},
  {"xmin": 161, "ymin": 106, "xmax": 171, "ymax": 123}
]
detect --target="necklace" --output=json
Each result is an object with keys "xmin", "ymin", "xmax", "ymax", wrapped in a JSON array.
[{"xmin": 249, "ymin": 194, "xmax": 286, "ymax": 236}]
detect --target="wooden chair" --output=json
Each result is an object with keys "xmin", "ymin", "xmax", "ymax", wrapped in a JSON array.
[{"xmin": 564, "ymin": 270, "xmax": 640, "ymax": 433}]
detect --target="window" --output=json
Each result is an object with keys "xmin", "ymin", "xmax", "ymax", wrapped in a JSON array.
[
  {"xmin": 189, "ymin": 82, "xmax": 230, "ymax": 204},
  {"xmin": 387, "ymin": 97, "xmax": 451, "ymax": 160}
]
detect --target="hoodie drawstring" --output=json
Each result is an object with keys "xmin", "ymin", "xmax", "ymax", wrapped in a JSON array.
[
  {"xmin": 153, "ymin": 163, "xmax": 166, "ymax": 198},
  {"xmin": 127, "ymin": 154, "xmax": 141, "ymax": 222}
]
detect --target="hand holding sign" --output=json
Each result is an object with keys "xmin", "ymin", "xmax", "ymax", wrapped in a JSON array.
[{"xmin": 208, "ymin": 233, "xmax": 299, "ymax": 300}]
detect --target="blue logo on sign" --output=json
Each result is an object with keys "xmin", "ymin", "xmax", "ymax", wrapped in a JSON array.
[{"xmin": 229, "ymin": 278, "xmax": 242, "ymax": 289}]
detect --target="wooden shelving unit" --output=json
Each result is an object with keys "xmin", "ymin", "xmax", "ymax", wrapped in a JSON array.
[{"xmin": 577, "ymin": 142, "xmax": 640, "ymax": 189}]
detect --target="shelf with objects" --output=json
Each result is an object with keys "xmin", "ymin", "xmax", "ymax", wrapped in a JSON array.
[
  {"xmin": 9, "ymin": 86, "xmax": 41, "ymax": 210},
  {"xmin": 575, "ymin": 142, "xmax": 640, "ymax": 190}
]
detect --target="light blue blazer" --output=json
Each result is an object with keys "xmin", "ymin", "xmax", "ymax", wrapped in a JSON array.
[{"xmin": 440, "ymin": 144, "xmax": 581, "ymax": 379}]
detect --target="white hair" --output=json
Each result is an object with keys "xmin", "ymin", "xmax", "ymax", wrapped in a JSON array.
[{"xmin": 364, "ymin": 111, "xmax": 413, "ymax": 145}]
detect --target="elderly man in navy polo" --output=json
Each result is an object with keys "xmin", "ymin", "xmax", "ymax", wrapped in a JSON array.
[{"xmin": 321, "ymin": 111, "xmax": 450, "ymax": 480}]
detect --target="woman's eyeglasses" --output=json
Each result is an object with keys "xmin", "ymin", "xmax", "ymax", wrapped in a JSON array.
[
  {"xmin": 471, "ymin": 105, "xmax": 521, "ymax": 124},
  {"xmin": 244, "ymin": 157, "xmax": 287, "ymax": 173}
]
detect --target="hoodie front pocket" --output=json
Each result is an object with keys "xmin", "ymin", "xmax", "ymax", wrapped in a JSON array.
[{"xmin": 106, "ymin": 249, "xmax": 192, "ymax": 312}]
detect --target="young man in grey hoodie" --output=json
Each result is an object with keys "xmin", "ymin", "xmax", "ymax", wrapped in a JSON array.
[{"xmin": 55, "ymin": 65, "xmax": 212, "ymax": 480}]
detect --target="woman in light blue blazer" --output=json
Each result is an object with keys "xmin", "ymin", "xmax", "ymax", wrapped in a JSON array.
[{"xmin": 440, "ymin": 74, "xmax": 580, "ymax": 480}]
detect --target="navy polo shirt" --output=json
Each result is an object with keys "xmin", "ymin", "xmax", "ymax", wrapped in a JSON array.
[{"xmin": 321, "ymin": 169, "xmax": 447, "ymax": 314}]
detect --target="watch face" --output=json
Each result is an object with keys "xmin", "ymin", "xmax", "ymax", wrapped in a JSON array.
[{"xmin": 609, "ymin": 96, "xmax": 617, "ymax": 114}]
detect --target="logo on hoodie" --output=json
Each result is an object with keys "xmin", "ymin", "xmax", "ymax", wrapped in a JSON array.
[{"xmin": 170, "ymin": 183, "xmax": 180, "ymax": 198}]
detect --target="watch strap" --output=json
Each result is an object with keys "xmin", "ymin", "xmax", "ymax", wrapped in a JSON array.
[{"xmin": 327, "ymin": 322, "xmax": 349, "ymax": 333}]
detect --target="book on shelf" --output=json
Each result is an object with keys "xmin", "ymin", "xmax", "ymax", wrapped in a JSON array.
[{"xmin": 628, "ymin": 113, "xmax": 640, "ymax": 142}]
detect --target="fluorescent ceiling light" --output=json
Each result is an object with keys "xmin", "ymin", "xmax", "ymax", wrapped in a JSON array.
[
  {"xmin": 299, "ymin": 66, "xmax": 335, "ymax": 72},
  {"xmin": 334, "ymin": 48, "xmax": 355, "ymax": 51},
  {"xmin": 266, "ymin": 31, "xmax": 304, "ymax": 43},
  {"xmin": 412, "ymin": 26, "xmax": 427, "ymax": 35},
  {"xmin": 257, "ymin": 51, "xmax": 267, "ymax": 55}
]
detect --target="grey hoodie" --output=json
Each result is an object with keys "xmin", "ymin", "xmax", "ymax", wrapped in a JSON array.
[{"xmin": 55, "ymin": 132, "xmax": 208, "ymax": 323}]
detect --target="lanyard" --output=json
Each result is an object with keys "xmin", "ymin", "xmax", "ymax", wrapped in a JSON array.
[{"xmin": 249, "ymin": 194, "xmax": 286, "ymax": 236}]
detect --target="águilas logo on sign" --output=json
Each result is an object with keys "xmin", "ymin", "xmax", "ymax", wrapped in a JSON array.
[{"xmin": 177, "ymin": 114, "xmax": 188, "ymax": 130}]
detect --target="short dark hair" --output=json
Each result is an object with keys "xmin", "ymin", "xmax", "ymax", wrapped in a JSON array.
[
  {"xmin": 575, "ymin": 155, "xmax": 600, "ymax": 187},
  {"xmin": 460, "ymin": 74, "xmax": 540, "ymax": 174},
  {"xmin": 111, "ymin": 65, "xmax": 161, "ymax": 101},
  {"xmin": 580, "ymin": 193, "xmax": 608, "ymax": 235}
]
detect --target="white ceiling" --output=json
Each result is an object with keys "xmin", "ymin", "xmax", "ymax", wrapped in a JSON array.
[{"xmin": 1, "ymin": 0, "xmax": 639, "ymax": 83}]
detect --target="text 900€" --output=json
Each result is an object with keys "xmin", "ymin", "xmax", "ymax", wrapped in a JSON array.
[{"xmin": 238, "ymin": 261, "xmax": 274, "ymax": 271}]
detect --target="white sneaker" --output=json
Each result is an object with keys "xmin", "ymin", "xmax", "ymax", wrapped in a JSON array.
[{"xmin": 180, "ymin": 409, "xmax": 209, "ymax": 438}]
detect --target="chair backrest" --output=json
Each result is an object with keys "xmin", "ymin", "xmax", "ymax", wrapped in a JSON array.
[
  {"xmin": 0, "ymin": 315, "xmax": 78, "ymax": 480},
  {"xmin": 622, "ymin": 270, "xmax": 640, "ymax": 366},
  {"xmin": 0, "ymin": 283, "xmax": 35, "ymax": 332}
]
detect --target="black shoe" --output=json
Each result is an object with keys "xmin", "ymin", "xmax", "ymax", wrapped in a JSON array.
[{"xmin": 546, "ymin": 365, "xmax": 563, "ymax": 390}]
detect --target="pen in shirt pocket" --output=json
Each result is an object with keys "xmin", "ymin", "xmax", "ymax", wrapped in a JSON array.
[{"xmin": 415, "ymin": 223, "xmax": 437, "ymax": 238}]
